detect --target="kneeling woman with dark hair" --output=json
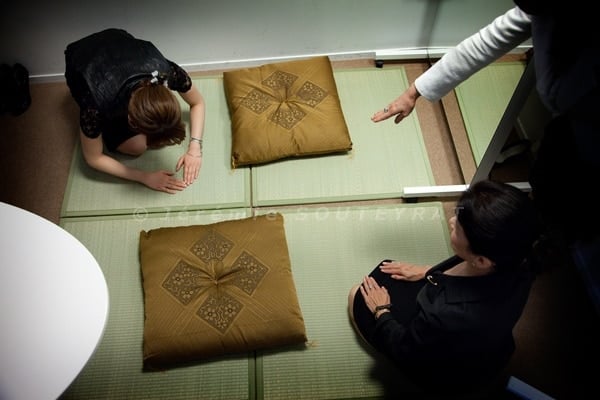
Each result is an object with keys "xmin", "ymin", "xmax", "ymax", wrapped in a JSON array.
[{"xmin": 348, "ymin": 180, "xmax": 545, "ymax": 395}]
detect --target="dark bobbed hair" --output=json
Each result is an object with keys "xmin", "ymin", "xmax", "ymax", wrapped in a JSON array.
[
  {"xmin": 127, "ymin": 83, "xmax": 186, "ymax": 148},
  {"xmin": 456, "ymin": 180, "xmax": 541, "ymax": 270}
]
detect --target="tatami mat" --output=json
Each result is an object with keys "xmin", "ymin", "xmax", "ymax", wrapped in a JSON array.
[
  {"xmin": 454, "ymin": 61, "xmax": 526, "ymax": 165},
  {"xmin": 58, "ymin": 61, "xmax": 453, "ymax": 399},
  {"xmin": 59, "ymin": 209, "xmax": 254, "ymax": 400},
  {"xmin": 59, "ymin": 203, "xmax": 451, "ymax": 399},
  {"xmin": 61, "ymin": 67, "xmax": 434, "ymax": 214},
  {"xmin": 256, "ymin": 203, "xmax": 452, "ymax": 399},
  {"xmin": 252, "ymin": 66, "xmax": 435, "ymax": 206},
  {"xmin": 60, "ymin": 76, "xmax": 250, "ymax": 217}
]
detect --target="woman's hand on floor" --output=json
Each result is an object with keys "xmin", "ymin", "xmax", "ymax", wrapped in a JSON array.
[
  {"xmin": 142, "ymin": 170, "xmax": 188, "ymax": 194},
  {"xmin": 176, "ymin": 151, "xmax": 202, "ymax": 185}
]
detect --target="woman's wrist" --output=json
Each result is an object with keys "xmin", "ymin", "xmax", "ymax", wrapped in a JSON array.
[
  {"xmin": 408, "ymin": 82, "xmax": 421, "ymax": 101},
  {"xmin": 374, "ymin": 309, "xmax": 391, "ymax": 320},
  {"xmin": 188, "ymin": 137, "xmax": 203, "ymax": 157},
  {"xmin": 373, "ymin": 303, "xmax": 392, "ymax": 320}
]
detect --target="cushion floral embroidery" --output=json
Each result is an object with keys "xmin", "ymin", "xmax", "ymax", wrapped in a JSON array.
[
  {"xmin": 240, "ymin": 70, "xmax": 328, "ymax": 130},
  {"xmin": 139, "ymin": 213, "xmax": 307, "ymax": 368},
  {"xmin": 223, "ymin": 56, "xmax": 352, "ymax": 167}
]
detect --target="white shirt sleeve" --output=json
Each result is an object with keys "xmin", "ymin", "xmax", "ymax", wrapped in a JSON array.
[{"xmin": 415, "ymin": 6, "xmax": 532, "ymax": 102}]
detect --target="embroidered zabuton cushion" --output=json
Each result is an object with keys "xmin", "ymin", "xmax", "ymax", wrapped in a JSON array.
[
  {"xmin": 223, "ymin": 56, "xmax": 352, "ymax": 168},
  {"xmin": 139, "ymin": 213, "xmax": 306, "ymax": 368}
]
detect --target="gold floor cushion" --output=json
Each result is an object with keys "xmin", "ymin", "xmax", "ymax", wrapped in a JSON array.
[
  {"xmin": 139, "ymin": 213, "xmax": 306, "ymax": 369},
  {"xmin": 223, "ymin": 56, "xmax": 352, "ymax": 168}
]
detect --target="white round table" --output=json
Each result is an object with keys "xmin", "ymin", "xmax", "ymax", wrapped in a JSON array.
[{"xmin": 0, "ymin": 202, "xmax": 109, "ymax": 400}]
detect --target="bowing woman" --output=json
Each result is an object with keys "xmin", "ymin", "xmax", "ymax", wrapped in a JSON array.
[{"xmin": 65, "ymin": 28, "xmax": 205, "ymax": 193}]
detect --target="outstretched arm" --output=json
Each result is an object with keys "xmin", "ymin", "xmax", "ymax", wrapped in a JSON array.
[
  {"xmin": 176, "ymin": 83, "xmax": 205, "ymax": 185},
  {"xmin": 79, "ymin": 131, "xmax": 187, "ymax": 194},
  {"xmin": 372, "ymin": 6, "xmax": 532, "ymax": 124}
]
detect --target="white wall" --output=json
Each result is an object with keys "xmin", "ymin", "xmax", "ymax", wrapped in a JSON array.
[{"xmin": 1, "ymin": 0, "xmax": 519, "ymax": 80}]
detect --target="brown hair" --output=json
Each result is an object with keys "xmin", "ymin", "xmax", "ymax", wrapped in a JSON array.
[{"xmin": 128, "ymin": 83, "xmax": 186, "ymax": 148}]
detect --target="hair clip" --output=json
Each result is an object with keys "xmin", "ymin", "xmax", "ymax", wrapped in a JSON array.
[{"xmin": 150, "ymin": 70, "xmax": 159, "ymax": 84}]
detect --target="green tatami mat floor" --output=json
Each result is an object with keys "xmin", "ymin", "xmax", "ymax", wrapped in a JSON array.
[
  {"xmin": 60, "ymin": 76, "xmax": 251, "ymax": 218},
  {"xmin": 252, "ymin": 66, "xmax": 434, "ymax": 206},
  {"xmin": 61, "ymin": 65, "xmax": 434, "ymax": 216},
  {"xmin": 256, "ymin": 204, "xmax": 451, "ymax": 399},
  {"xmin": 454, "ymin": 61, "xmax": 526, "ymax": 165},
  {"xmin": 60, "ymin": 210, "xmax": 254, "ymax": 400},
  {"xmin": 59, "ymin": 203, "xmax": 451, "ymax": 400}
]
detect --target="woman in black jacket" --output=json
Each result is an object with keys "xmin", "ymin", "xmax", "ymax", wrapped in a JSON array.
[{"xmin": 348, "ymin": 180, "xmax": 543, "ymax": 395}]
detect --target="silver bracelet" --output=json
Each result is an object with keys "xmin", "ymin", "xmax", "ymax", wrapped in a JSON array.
[
  {"xmin": 373, "ymin": 303, "xmax": 392, "ymax": 315},
  {"xmin": 190, "ymin": 137, "xmax": 203, "ymax": 146}
]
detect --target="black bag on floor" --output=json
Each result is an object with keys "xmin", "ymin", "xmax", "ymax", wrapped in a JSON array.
[{"xmin": 0, "ymin": 63, "xmax": 31, "ymax": 116}]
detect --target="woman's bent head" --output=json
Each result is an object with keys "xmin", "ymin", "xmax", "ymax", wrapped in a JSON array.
[
  {"xmin": 128, "ymin": 84, "xmax": 186, "ymax": 148},
  {"xmin": 456, "ymin": 180, "xmax": 540, "ymax": 270}
]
